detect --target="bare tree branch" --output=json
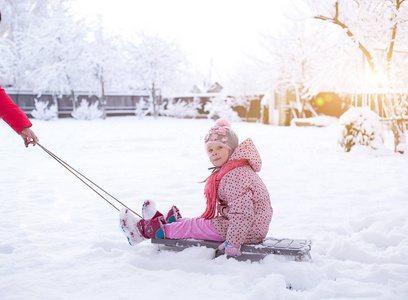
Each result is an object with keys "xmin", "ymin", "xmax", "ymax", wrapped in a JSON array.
[
  {"xmin": 386, "ymin": 0, "xmax": 405, "ymax": 85},
  {"xmin": 314, "ymin": 1, "xmax": 376, "ymax": 72}
]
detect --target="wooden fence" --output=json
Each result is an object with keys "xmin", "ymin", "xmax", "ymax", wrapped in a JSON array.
[
  {"xmin": 6, "ymin": 90, "xmax": 265, "ymax": 121},
  {"xmin": 7, "ymin": 90, "xmax": 150, "ymax": 117}
]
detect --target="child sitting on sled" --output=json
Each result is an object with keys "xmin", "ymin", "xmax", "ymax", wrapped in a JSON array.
[{"xmin": 120, "ymin": 118, "xmax": 273, "ymax": 256}]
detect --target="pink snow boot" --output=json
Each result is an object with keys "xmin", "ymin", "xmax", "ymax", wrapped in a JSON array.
[
  {"xmin": 142, "ymin": 200, "xmax": 157, "ymax": 220},
  {"xmin": 137, "ymin": 211, "xmax": 166, "ymax": 239},
  {"xmin": 166, "ymin": 205, "xmax": 182, "ymax": 223},
  {"xmin": 120, "ymin": 208, "xmax": 166, "ymax": 245},
  {"xmin": 119, "ymin": 208, "xmax": 145, "ymax": 246},
  {"xmin": 142, "ymin": 200, "xmax": 182, "ymax": 224}
]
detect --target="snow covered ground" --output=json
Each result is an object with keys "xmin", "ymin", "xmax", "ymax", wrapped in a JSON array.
[{"xmin": 1, "ymin": 117, "xmax": 407, "ymax": 299}]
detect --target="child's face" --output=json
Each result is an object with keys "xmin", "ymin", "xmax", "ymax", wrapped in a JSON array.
[{"xmin": 207, "ymin": 144, "xmax": 230, "ymax": 167}]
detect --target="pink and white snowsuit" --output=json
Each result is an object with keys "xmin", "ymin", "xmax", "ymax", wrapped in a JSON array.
[{"xmin": 165, "ymin": 138, "xmax": 273, "ymax": 246}]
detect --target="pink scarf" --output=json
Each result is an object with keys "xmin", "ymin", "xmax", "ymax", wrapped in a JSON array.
[{"xmin": 200, "ymin": 159, "xmax": 249, "ymax": 219}]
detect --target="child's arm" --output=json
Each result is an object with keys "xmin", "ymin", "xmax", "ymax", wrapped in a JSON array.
[
  {"xmin": 225, "ymin": 189, "xmax": 255, "ymax": 245},
  {"xmin": 219, "ymin": 166, "xmax": 256, "ymax": 246}
]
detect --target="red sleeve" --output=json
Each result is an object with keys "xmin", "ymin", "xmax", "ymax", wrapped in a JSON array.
[{"xmin": 0, "ymin": 86, "xmax": 32, "ymax": 134}]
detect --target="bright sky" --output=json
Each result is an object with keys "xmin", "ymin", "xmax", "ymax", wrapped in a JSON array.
[{"xmin": 72, "ymin": 0, "xmax": 299, "ymax": 82}]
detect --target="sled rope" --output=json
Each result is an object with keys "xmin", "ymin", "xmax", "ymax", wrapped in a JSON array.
[{"xmin": 37, "ymin": 143, "xmax": 142, "ymax": 218}]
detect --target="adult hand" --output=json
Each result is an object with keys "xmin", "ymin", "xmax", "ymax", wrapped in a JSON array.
[{"xmin": 20, "ymin": 127, "xmax": 39, "ymax": 147}]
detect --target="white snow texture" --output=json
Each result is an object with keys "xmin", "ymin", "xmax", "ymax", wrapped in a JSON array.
[{"xmin": 0, "ymin": 117, "xmax": 407, "ymax": 299}]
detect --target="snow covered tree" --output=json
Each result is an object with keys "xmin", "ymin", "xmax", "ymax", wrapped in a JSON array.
[
  {"xmin": 309, "ymin": 0, "xmax": 408, "ymax": 153},
  {"xmin": 0, "ymin": 0, "xmax": 50, "ymax": 35},
  {"xmin": 2, "ymin": 2, "xmax": 191, "ymax": 121},
  {"xmin": 71, "ymin": 99, "xmax": 103, "ymax": 120},
  {"xmin": 1, "ymin": 0, "xmax": 133, "ymax": 117},
  {"xmin": 0, "ymin": 0, "xmax": 52, "ymax": 86},
  {"xmin": 204, "ymin": 94, "xmax": 240, "ymax": 121},
  {"xmin": 0, "ymin": 36, "xmax": 15, "ymax": 85},
  {"xmin": 16, "ymin": 1, "xmax": 91, "ymax": 108},
  {"xmin": 83, "ymin": 18, "xmax": 129, "ymax": 119},
  {"xmin": 164, "ymin": 97, "xmax": 201, "ymax": 119},
  {"xmin": 261, "ymin": 17, "xmax": 357, "ymax": 119},
  {"xmin": 134, "ymin": 97, "xmax": 151, "ymax": 119},
  {"xmin": 382, "ymin": 92, "xmax": 408, "ymax": 153},
  {"xmin": 226, "ymin": 63, "xmax": 268, "ymax": 122},
  {"xmin": 31, "ymin": 99, "xmax": 58, "ymax": 121},
  {"xmin": 125, "ymin": 33, "xmax": 189, "ymax": 118}
]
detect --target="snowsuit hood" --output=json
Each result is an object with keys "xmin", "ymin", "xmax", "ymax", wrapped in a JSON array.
[{"xmin": 229, "ymin": 138, "xmax": 262, "ymax": 172}]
